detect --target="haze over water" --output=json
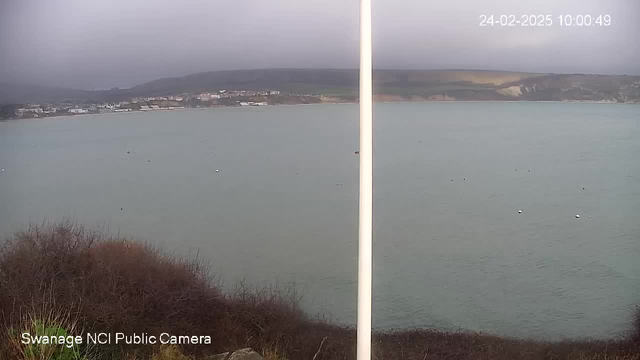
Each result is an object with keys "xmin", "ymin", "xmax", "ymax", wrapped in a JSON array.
[{"xmin": 1, "ymin": 102, "xmax": 638, "ymax": 339}]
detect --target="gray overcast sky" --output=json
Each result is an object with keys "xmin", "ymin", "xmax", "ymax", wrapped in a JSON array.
[{"xmin": 1, "ymin": 0, "xmax": 638, "ymax": 90}]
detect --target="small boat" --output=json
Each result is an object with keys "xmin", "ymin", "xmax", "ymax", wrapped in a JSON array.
[{"xmin": 355, "ymin": 151, "xmax": 360, "ymax": 155}]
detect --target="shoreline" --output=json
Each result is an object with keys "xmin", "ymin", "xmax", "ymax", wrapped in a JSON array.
[{"xmin": 2, "ymin": 98, "xmax": 637, "ymax": 122}]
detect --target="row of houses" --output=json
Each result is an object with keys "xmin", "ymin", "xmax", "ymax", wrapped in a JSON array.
[
  {"xmin": 15, "ymin": 106, "xmax": 59, "ymax": 116},
  {"xmin": 196, "ymin": 93, "xmax": 221, "ymax": 101},
  {"xmin": 99, "ymin": 108, "xmax": 133, "ymax": 113},
  {"xmin": 19, "ymin": 104, "xmax": 133, "ymax": 116},
  {"xmin": 130, "ymin": 90, "xmax": 281, "ymax": 103},
  {"xmin": 230, "ymin": 90, "xmax": 280, "ymax": 96},
  {"xmin": 9, "ymin": 89, "xmax": 285, "ymax": 118},
  {"xmin": 132, "ymin": 96, "xmax": 183, "ymax": 103},
  {"xmin": 98, "ymin": 102, "xmax": 130, "ymax": 109},
  {"xmin": 196, "ymin": 90, "xmax": 280, "ymax": 101},
  {"xmin": 139, "ymin": 105, "xmax": 186, "ymax": 111}
]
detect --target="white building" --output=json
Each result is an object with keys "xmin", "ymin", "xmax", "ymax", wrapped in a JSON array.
[{"xmin": 68, "ymin": 108, "xmax": 89, "ymax": 114}]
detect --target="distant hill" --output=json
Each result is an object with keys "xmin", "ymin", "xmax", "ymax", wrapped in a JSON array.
[
  {"xmin": 2, "ymin": 69, "xmax": 639, "ymax": 105},
  {"xmin": 117, "ymin": 69, "xmax": 542, "ymax": 99},
  {"xmin": 500, "ymin": 74, "xmax": 640, "ymax": 102},
  {"xmin": 0, "ymin": 83, "xmax": 98, "ymax": 105}
]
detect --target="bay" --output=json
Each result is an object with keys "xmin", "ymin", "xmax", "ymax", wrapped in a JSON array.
[{"xmin": 1, "ymin": 102, "xmax": 638, "ymax": 339}]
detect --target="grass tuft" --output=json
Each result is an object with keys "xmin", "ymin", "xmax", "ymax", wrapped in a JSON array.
[{"xmin": 1, "ymin": 301, "xmax": 89, "ymax": 360}]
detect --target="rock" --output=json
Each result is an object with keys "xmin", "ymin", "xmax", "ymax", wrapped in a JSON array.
[
  {"xmin": 205, "ymin": 348, "xmax": 263, "ymax": 360},
  {"xmin": 205, "ymin": 352, "xmax": 230, "ymax": 360},
  {"xmin": 228, "ymin": 348, "xmax": 263, "ymax": 360}
]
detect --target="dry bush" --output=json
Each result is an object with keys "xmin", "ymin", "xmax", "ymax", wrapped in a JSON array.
[
  {"xmin": 150, "ymin": 345, "xmax": 192, "ymax": 360},
  {"xmin": 1, "ymin": 221, "xmax": 639, "ymax": 360},
  {"xmin": 0, "ymin": 221, "xmax": 226, "ymax": 358},
  {"xmin": 633, "ymin": 306, "xmax": 640, "ymax": 345}
]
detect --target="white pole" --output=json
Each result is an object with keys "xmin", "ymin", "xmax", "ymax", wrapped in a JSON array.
[{"xmin": 357, "ymin": 0, "xmax": 373, "ymax": 358}]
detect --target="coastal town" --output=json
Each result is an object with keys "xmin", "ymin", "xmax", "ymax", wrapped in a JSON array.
[{"xmin": 0, "ymin": 89, "xmax": 339, "ymax": 120}]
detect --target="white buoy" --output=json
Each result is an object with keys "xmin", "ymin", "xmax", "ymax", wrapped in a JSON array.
[
  {"xmin": 216, "ymin": 169, "xmax": 220, "ymax": 172},
  {"xmin": 1, "ymin": 169, "xmax": 4, "ymax": 172},
  {"xmin": 575, "ymin": 214, "xmax": 580, "ymax": 218},
  {"xmin": 518, "ymin": 209, "xmax": 522, "ymax": 214},
  {"xmin": 589, "ymin": 215, "xmax": 592, "ymax": 218}
]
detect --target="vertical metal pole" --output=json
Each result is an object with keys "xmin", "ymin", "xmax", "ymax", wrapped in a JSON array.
[{"xmin": 357, "ymin": 0, "xmax": 373, "ymax": 359}]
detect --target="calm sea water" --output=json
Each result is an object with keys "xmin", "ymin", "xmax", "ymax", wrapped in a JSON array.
[{"xmin": 1, "ymin": 103, "xmax": 639, "ymax": 340}]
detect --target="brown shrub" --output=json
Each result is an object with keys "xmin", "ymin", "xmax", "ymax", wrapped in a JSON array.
[
  {"xmin": 0, "ymin": 221, "xmax": 227, "ymax": 358},
  {"xmin": 1, "ymin": 221, "xmax": 639, "ymax": 360},
  {"xmin": 633, "ymin": 306, "xmax": 640, "ymax": 344}
]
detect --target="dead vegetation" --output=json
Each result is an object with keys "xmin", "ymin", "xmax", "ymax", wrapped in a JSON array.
[{"xmin": 0, "ymin": 221, "xmax": 638, "ymax": 359}]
